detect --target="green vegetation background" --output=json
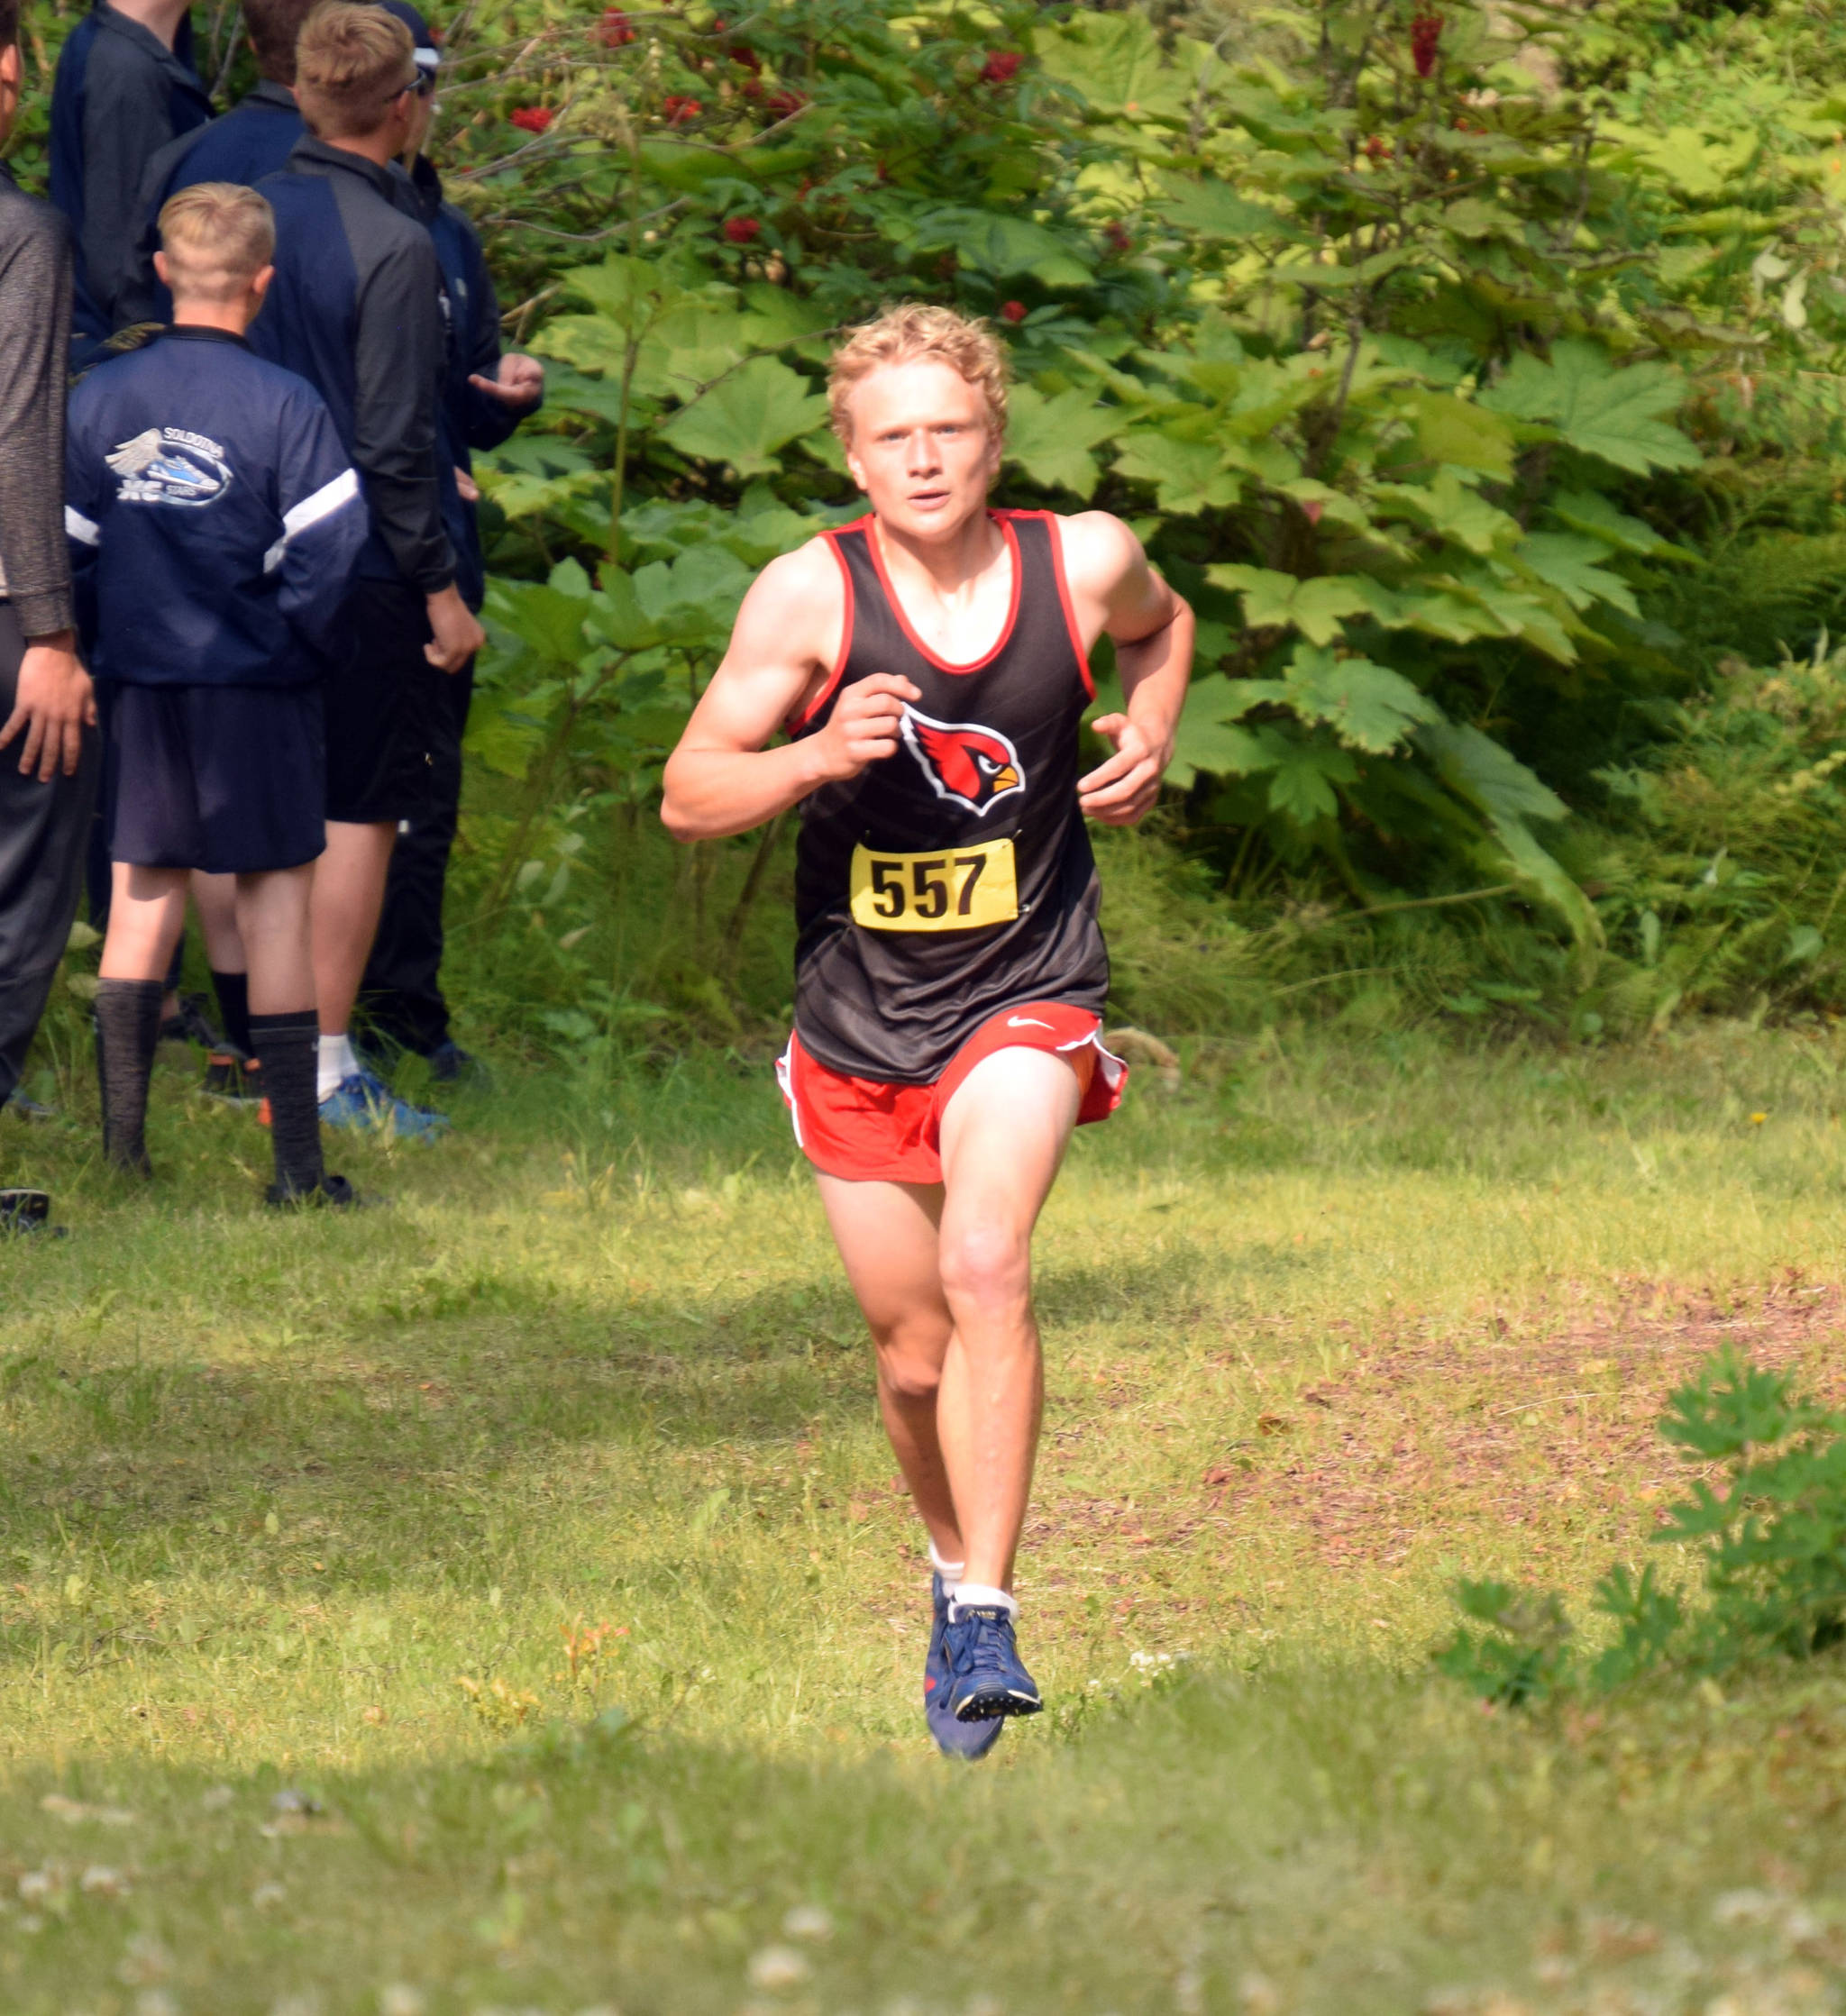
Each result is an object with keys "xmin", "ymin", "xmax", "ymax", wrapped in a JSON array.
[{"xmin": 16, "ymin": 0, "xmax": 1846, "ymax": 1066}]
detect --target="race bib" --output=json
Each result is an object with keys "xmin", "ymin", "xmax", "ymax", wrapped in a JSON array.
[{"xmin": 849, "ymin": 837, "xmax": 1019, "ymax": 932}]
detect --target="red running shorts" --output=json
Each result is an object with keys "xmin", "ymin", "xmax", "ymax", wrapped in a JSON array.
[{"xmin": 776, "ymin": 999, "xmax": 1128, "ymax": 1184}]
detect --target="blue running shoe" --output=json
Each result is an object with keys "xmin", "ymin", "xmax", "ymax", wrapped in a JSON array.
[
  {"xmin": 942, "ymin": 1597, "xmax": 1043, "ymax": 1723},
  {"xmin": 318, "ymin": 1070, "xmax": 449, "ymax": 1142},
  {"xmin": 925, "ymin": 1575, "xmax": 1005, "ymax": 1760}
]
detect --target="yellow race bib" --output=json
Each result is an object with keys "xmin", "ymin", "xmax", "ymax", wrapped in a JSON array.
[{"xmin": 849, "ymin": 837, "xmax": 1019, "ymax": 932}]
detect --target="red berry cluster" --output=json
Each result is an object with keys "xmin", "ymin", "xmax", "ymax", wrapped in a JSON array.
[
  {"xmin": 1411, "ymin": 10, "xmax": 1442, "ymax": 78},
  {"xmin": 510, "ymin": 105, "xmax": 553, "ymax": 133},
  {"xmin": 663, "ymin": 94, "xmax": 700, "ymax": 124},
  {"xmin": 1000, "ymin": 300, "xmax": 1027, "ymax": 324},
  {"xmin": 981, "ymin": 50, "xmax": 1023, "ymax": 86},
  {"xmin": 723, "ymin": 216, "xmax": 761, "ymax": 243},
  {"xmin": 1363, "ymin": 134, "xmax": 1393, "ymax": 162},
  {"xmin": 598, "ymin": 8, "xmax": 634, "ymax": 47}
]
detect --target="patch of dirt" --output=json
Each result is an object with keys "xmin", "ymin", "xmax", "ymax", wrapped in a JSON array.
[{"xmin": 1218, "ymin": 1273, "xmax": 1846, "ymax": 1570}]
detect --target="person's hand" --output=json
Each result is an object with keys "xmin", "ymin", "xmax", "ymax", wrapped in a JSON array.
[
  {"xmin": 468, "ymin": 352, "xmax": 544, "ymax": 410},
  {"xmin": 1078, "ymin": 712, "xmax": 1170, "ymax": 825},
  {"xmin": 813, "ymin": 672, "xmax": 920, "ymax": 781},
  {"xmin": 0, "ymin": 633, "xmax": 96, "ymax": 782},
  {"xmin": 425, "ymin": 584, "xmax": 488, "ymax": 674},
  {"xmin": 454, "ymin": 464, "xmax": 480, "ymax": 505}
]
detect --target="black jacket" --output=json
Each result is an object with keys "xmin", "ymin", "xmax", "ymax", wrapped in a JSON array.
[
  {"xmin": 251, "ymin": 139, "xmax": 455, "ymax": 596},
  {"xmin": 132, "ymin": 79, "xmax": 306, "ymax": 322},
  {"xmin": 0, "ymin": 165, "xmax": 76, "ymax": 638},
  {"xmin": 49, "ymin": 3, "xmax": 210, "ymax": 342}
]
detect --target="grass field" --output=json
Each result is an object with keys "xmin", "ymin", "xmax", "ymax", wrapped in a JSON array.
[{"xmin": 5, "ymin": 1019, "xmax": 1846, "ymax": 2014}]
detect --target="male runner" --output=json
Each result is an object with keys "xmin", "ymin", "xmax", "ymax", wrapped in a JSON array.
[{"xmin": 662, "ymin": 305, "xmax": 1192, "ymax": 1757}]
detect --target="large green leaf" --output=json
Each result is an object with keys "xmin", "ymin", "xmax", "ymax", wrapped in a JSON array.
[
  {"xmin": 1480, "ymin": 341, "xmax": 1700, "ymax": 476},
  {"xmin": 1401, "ymin": 389, "xmax": 1516, "ymax": 480},
  {"xmin": 1208, "ymin": 566, "xmax": 1374, "ymax": 645},
  {"xmin": 1513, "ymin": 534, "xmax": 1640, "ymax": 617},
  {"xmin": 1115, "ymin": 432, "xmax": 1241, "ymax": 514},
  {"xmin": 1035, "ymin": 12, "xmax": 1193, "ymax": 121},
  {"xmin": 1267, "ymin": 743, "xmax": 1357, "ymax": 826},
  {"xmin": 657, "ymin": 358, "xmax": 830, "ymax": 477},
  {"xmin": 1374, "ymin": 470, "xmax": 1522, "ymax": 556},
  {"xmin": 1547, "ymin": 489, "xmax": 1698, "ymax": 563},
  {"xmin": 1284, "ymin": 644, "xmax": 1440, "ymax": 755},
  {"xmin": 1005, "ymin": 387, "xmax": 1123, "ymax": 497},
  {"xmin": 1154, "ymin": 177, "xmax": 1280, "ymax": 239},
  {"xmin": 1165, "ymin": 676, "xmax": 1286, "ymax": 788}
]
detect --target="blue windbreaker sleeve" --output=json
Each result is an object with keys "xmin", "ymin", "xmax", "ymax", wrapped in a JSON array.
[
  {"xmin": 270, "ymin": 386, "xmax": 369, "ymax": 665},
  {"xmin": 61, "ymin": 388, "xmax": 109, "ymax": 653},
  {"xmin": 455, "ymin": 224, "xmax": 534, "ymax": 452}
]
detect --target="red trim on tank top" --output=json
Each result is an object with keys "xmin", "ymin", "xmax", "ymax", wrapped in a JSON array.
[
  {"xmin": 786, "ymin": 523, "xmax": 862, "ymax": 733},
  {"xmin": 1036, "ymin": 510, "xmax": 1096, "ymax": 701},
  {"xmin": 864, "ymin": 510, "xmax": 1022, "ymax": 675}
]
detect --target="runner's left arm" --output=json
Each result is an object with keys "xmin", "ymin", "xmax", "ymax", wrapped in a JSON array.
[{"xmin": 1068, "ymin": 514, "xmax": 1193, "ymax": 826}]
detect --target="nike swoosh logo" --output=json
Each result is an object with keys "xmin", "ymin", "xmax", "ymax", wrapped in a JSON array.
[{"xmin": 1006, "ymin": 1016, "xmax": 1054, "ymax": 1030}]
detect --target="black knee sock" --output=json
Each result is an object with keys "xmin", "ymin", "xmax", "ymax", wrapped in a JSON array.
[
  {"xmin": 211, "ymin": 969, "xmax": 252, "ymax": 1058},
  {"xmin": 251, "ymin": 1009, "xmax": 324, "ymax": 1197},
  {"xmin": 94, "ymin": 979, "xmax": 163, "ymax": 1175}
]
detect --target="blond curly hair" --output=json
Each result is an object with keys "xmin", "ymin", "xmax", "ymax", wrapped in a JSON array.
[{"xmin": 827, "ymin": 304, "xmax": 1010, "ymax": 446}]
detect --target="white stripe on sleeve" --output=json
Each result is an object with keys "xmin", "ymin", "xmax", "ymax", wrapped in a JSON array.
[
  {"xmin": 65, "ymin": 506, "xmax": 101, "ymax": 546},
  {"xmin": 262, "ymin": 466, "xmax": 361, "ymax": 573}
]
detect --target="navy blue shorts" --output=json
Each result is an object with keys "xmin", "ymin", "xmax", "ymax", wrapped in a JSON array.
[{"xmin": 104, "ymin": 682, "xmax": 325, "ymax": 875}]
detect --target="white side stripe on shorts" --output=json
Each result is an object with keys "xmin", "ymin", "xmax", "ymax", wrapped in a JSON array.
[
  {"xmin": 65, "ymin": 506, "xmax": 101, "ymax": 546},
  {"xmin": 262, "ymin": 466, "xmax": 361, "ymax": 573}
]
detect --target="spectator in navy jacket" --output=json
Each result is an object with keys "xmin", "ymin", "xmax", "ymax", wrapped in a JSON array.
[
  {"xmin": 361, "ymin": 0, "xmax": 545, "ymax": 1081},
  {"xmin": 250, "ymin": 0, "xmax": 483, "ymax": 1142},
  {"xmin": 131, "ymin": 0, "xmax": 319, "ymax": 320},
  {"xmin": 49, "ymin": 0, "xmax": 209, "ymax": 345},
  {"xmin": 69, "ymin": 183, "xmax": 367, "ymax": 1205}
]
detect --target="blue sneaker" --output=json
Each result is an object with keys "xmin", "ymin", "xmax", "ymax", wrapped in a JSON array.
[
  {"xmin": 942, "ymin": 1597, "xmax": 1043, "ymax": 1723},
  {"xmin": 925, "ymin": 1575, "xmax": 1005, "ymax": 1759},
  {"xmin": 318, "ymin": 1070, "xmax": 449, "ymax": 1142}
]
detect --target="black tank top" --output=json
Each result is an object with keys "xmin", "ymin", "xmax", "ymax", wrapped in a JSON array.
[{"xmin": 790, "ymin": 508, "xmax": 1110, "ymax": 1083}]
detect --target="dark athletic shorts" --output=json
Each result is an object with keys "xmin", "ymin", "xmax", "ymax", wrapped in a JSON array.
[
  {"xmin": 105, "ymin": 681, "xmax": 324, "ymax": 875},
  {"xmin": 776, "ymin": 999, "xmax": 1128, "ymax": 1184},
  {"xmin": 327, "ymin": 578, "xmax": 434, "ymax": 825}
]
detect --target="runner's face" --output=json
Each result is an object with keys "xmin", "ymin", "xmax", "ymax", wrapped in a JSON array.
[{"xmin": 844, "ymin": 360, "xmax": 1001, "ymax": 539}]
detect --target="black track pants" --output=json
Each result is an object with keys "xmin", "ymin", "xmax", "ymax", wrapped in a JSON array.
[
  {"xmin": 360, "ymin": 653, "xmax": 472, "ymax": 1055},
  {"xmin": 0, "ymin": 603, "xmax": 100, "ymax": 1104}
]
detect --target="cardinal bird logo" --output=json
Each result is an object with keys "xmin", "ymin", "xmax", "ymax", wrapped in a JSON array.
[{"xmin": 900, "ymin": 707, "xmax": 1026, "ymax": 816}]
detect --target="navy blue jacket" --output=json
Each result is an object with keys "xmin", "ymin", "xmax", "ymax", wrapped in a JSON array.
[
  {"xmin": 132, "ymin": 80, "xmax": 306, "ymax": 322},
  {"xmin": 49, "ymin": 3, "xmax": 210, "ymax": 342},
  {"xmin": 410, "ymin": 157, "xmax": 543, "ymax": 610},
  {"xmin": 251, "ymin": 139, "xmax": 455, "ymax": 596},
  {"xmin": 65, "ymin": 326, "xmax": 368, "ymax": 689}
]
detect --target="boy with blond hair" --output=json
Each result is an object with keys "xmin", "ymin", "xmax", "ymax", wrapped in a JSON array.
[
  {"xmin": 67, "ymin": 181, "xmax": 368, "ymax": 1203},
  {"xmin": 663, "ymin": 304, "xmax": 1193, "ymax": 1753}
]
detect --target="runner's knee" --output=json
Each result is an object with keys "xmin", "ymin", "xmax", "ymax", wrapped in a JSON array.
[
  {"xmin": 938, "ymin": 1221, "xmax": 1031, "ymax": 1314},
  {"xmin": 871, "ymin": 1312, "xmax": 950, "ymax": 1399}
]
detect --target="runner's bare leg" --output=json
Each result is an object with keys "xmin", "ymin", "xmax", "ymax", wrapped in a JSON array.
[
  {"xmin": 815, "ymin": 1173, "xmax": 962, "ymax": 1564},
  {"xmin": 934, "ymin": 1045, "xmax": 1083, "ymax": 1592}
]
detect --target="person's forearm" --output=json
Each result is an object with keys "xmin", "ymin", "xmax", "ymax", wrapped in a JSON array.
[
  {"xmin": 662, "ymin": 739, "xmax": 833, "ymax": 843},
  {"xmin": 1117, "ymin": 598, "xmax": 1194, "ymax": 751}
]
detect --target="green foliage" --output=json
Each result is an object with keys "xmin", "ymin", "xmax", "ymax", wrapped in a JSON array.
[
  {"xmin": 1439, "ymin": 1346, "xmax": 1846, "ymax": 1704},
  {"xmin": 18, "ymin": 0, "xmax": 1846, "ymax": 1035}
]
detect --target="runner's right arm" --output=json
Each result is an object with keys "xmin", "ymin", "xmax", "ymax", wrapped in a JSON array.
[{"xmin": 661, "ymin": 541, "xmax": 919, "ymax": 842}]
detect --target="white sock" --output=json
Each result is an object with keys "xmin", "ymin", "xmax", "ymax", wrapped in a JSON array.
[
  {"xmin": 928, "ymin": 1541, "xmax": 964, "ymax": 1582},
  {"xmin": 948, "ymin": 1583, "xmax": 1017, "ymax": 1618},
  {"xmin": 316, "ymin": 1033, "xmax": 359, "ymax": 1102}
]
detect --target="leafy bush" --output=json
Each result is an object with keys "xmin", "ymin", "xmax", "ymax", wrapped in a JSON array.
[
  {"xmin": 18, "ymin": 0, "xmax": 1846, "ymax": 1038},
  {"xmin": 1437, "ymin": 1347, "xmax": 1846, "ymax": 1704}
]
